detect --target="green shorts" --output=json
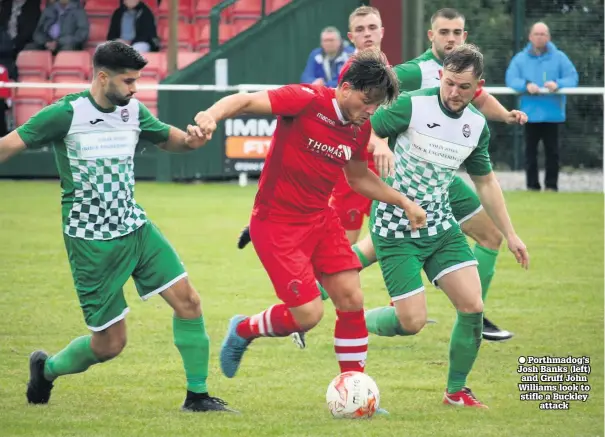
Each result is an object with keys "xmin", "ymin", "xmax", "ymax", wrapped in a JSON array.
[
  {"xmin": 63, "ymin": 221, "xmax": 187, "ymax": 331},
  {"xmin": 448, "ymin": 175, "xmax": 483, "ymax": 224},
  {"xmin": 371, "ymin": 223, "xmax": 478, "ymax": 302}
]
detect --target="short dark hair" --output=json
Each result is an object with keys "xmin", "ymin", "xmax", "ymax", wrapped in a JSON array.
[
  {"xmin": 430, "ymin": 8, "xmax": 465, "ymax": 25},
  {"xmin": 443, "ymin": 44, "xmax": 484, "ymax": 79},
  {"xmin": 93, "ymin": 41, "xmax": 148, "ymax": 74},
  {"xmin": 339, "ymin": 48, "xmax": 398, "ymax": 105}
]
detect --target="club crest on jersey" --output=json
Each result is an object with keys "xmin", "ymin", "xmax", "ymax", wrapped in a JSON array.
[
  {"xmin": 121, "ymin": 108, "xmax": 129, "ymax": 122},
  {"xmin": 462, "ymin": 124, "xmax": 471, "ymax": 138},
  {"xmin": 306, "ymin": 138, "xmax": 352, "ymax": 161}
]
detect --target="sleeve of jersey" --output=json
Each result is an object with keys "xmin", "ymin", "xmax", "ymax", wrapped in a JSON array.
[
  {"xmin": 138, "ymin": 101, "xmax": 171, "ymax": 143},
  {"xmin": 267, "ymin": 85, "xmax": 316, "ymax": 116},
  {"xmin": 464, "ymin": 123, "xmax": 493, "ymax": 176},
  {"xmin": 393, "ymin": 63, "xmax": 422, "ymax": 92},
  {"xmin": 16, "ymin": 102, "xmax": 73, "ymax": 149},
  {"xmin": 370, "ymin": 93, "xmax": 412, "ymax": 139},
  {"xmin": 351, "ymin": 126, "xmax": 371, "ymax": 161}
]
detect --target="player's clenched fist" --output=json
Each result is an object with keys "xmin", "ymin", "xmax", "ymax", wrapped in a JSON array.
[
  {"xmin": 194, "ymin": 111, "xmax": 217, "ymax": 139},
  {"xmin": 400, "ymin": 199, "xmax": 427, "ymax": 231},
  {"xmin": 185, "ymin": 124, "xmax": 210, "ymax": 149}
]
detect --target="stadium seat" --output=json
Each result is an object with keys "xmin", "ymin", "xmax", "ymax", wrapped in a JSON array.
[
  {"xmin": 51, "ymin": 51, "xmax": 92, "ymax": 80},
  {"xmin": 194, "ymin": 0, "xmax": 223, "ymax": 19},
  {"xmin": 141, "ymin": 52, "xmax": 167, "ymax": 79},
  {"xmin": 268, "ymin": 0, "xmax": 290, "ymax": 13},
  {"xmin": 231, "ymin": 0, "xmax": 262, "ymax": 18},
  {"xmin": 51, "ymin": 76, "xmax": 87, "ymax": 101},
  {"xmin": 13, "ymin": 101, "xmax": 46, "ymax": 127},
  {"xmin": 14, "ymin": 80, "xmax": 53, "ymax": 103},
  {"xmin": 233, "ymin": 18, "xmax": 258, "ymax": 34},
  {"xmin": 195, "ymin": 23, "xmax": 234, "ymax": 49},
  {"xmin": 84, "ymin": 0, "xmax": 119, "ymax": 17},
  {"xmin": 16, "ymin": 51, "xmax": 52, "ymax": 80},
  {"xmin": 88, "ymin": 17, "xmax": 110, "ymax": 46},
  {"xmin": 158, "ymin": 0, "xmax": 193, "ymax": 20},
  {"xmin": 141, "ymin": 0, "xmax": 159, "ymax": 14},
  {"xmin": 177, "ymin": 51, "xmax": 202, "ymax": 69},
  {"xmin": 135, "ymin": 77, "xmax": 158, "ymax": 110},
  {"xmin": 158, "ymin": 22, "xmax": 194, "ymax": 50}
]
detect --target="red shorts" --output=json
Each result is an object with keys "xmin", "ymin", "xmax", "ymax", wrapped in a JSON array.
[
  {"xmin": 249, "ymin": 209, "xmax": 362, "ymax": 308},
  {"xmin": 329, "ymin": 160, "xmax": 378, "ymax": 231}
]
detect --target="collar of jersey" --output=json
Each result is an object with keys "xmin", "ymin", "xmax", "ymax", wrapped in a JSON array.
[
  {"xmin": 437, "ymin": 93, "xmax": 463, "ymax": 119},
  {"xmin": 86, "ymin": 90, "xmax": 118, "ymax": 114},
  {"xmin": 331, "ymin": 98, "xmax": 350, "ymax": 125},
  {"xmin": 425, "ymin": 48, "xmax": 443, "ymax": 66}
]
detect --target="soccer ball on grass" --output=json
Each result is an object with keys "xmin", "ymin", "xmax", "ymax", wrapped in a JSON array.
[{"xmin": 325, "ymin": 371, "xmax": 380, "ymax": 418}]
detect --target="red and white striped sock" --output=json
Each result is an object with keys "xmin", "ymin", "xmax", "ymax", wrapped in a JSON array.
[
  {"xmin": 334, "ymin": 309, "xmax": 368, "ymax": 373},
  {"xmin": 236, "ymin": 304, "xmax": 301, "ymax": 340}
]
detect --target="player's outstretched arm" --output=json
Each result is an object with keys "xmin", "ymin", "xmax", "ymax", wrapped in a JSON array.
[
  {"xmin": 470, "ymin": 171, "xmax": 529, "ymax": 269},
  {"xmin": 344, "ymin": 159, "xmax": 426, "ymax": 230},
  {"xmin": 472, "ymin": 91, "xmax": 528, "ymax": 125},
  {"xmin": 0, "ymin": 131, "xmax": 27, "ymax": 163},
  {"xmin": 195, "ymin": 91, "xmax": 273, "ymax": 139},
  {"xmin": 156, "ymin": 125, "xmax": 209, "ymax": 153}
]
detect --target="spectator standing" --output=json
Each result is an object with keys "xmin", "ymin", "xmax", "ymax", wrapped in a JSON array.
[{"xmin": 505, "ymin": 22, "xmax": 578, "ymax": 191}]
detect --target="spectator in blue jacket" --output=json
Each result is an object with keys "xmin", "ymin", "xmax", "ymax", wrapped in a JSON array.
[
  {"xmin": 505, "ymin": 22, "xmax": 578, "ymax": 191},
  {"xmin": 301, "ymin": 26, "xmax": 354, "ymax": 88}
]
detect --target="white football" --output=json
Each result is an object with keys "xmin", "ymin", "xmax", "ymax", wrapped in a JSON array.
[{"xmin": 326, "ymin": 371, "xmax": 380, "ymax": 418}]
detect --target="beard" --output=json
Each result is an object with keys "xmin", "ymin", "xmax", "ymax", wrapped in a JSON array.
[{"xmin": 106, "ymin": 90, "xmax": 132, "ymax": 107}]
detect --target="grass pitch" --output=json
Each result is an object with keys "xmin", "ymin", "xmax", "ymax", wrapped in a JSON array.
[{"xmin": 0, "ymin": 181, "xmax": 602, "ymax": 437}]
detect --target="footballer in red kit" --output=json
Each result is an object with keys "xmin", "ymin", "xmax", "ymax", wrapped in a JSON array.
[{"xmin": 194, "ymin": 49, "xmax": 426, "ymax": 383}]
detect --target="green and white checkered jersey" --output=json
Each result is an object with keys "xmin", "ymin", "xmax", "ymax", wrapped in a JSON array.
[
  {"xmin": 393, "ymin": 49, "xmax": 441, "ymax": 92},
  {"xmin": 370, "ymin": 87, "xmax": 492, "ymax": 239},
  {"xmin": 16, "ymin": 90, "xmax": 170, "ymax": 240}
]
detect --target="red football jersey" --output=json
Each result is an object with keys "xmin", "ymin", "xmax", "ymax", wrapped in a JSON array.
[{"xmin": 252, "ymin": 84, "xmax": 371, "ymax": 221}]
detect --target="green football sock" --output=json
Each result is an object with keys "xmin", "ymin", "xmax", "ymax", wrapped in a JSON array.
[
  {"xmin": 173, "ymin": 316, "xmax": 210, "ymax": 394},
  {"xmin": 352, "ymin": 244, "xmax": 374, "ymax": 269},
  {"xmin": 43, "ymin": 335, "xmax": 100, "ymax": 381},
  {"xmin": 473, "ymin": 244, "xmax": 499, "ymax": 302},
  {"xmin": 365, "ymin": 306, "xmax": 414, "ymax": 336},
  {"xmin": 447, "ymin": 311, "xmax": 483, "ymax": 394}
]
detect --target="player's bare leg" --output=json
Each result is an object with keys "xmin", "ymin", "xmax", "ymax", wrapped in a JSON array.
[
  {"xmin": 438, "ymin": 266, "xmax": 488, "ymax": 408},
  {"xmin": 345, "ymin": 228, "xmax": 362, "ymax": 245},
  {"xmin": 461, "ymin": 209, "xmax": 513, "ymax": 341}
]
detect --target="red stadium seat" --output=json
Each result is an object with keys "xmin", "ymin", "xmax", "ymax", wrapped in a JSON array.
[
  {"xmin": 51, "ymin": 76, "xmax": 87, "ymax": 101},
  {"xmin": 194, "ymin": 0, "xmax": 223, "ymax": 19},
  {"xmin": 88, "ymin": 17, "xmax": 110, "ymax": 46},
  {"xmin": 158, "ymin": 0, "xmax": 193, "ymax": 20},
  {"xmin": 141, "ymin": 52, "xmax": 167, "ymax": 79},
  {"xmin": 231, "ymin": 0, "xmax": 261, "ymax": 18},
  {"xmin": 51, "ymin": 51, "xmax": 92, "ymax": 80},
  {"xmin": 15, "ymin": 80, "xmax": 53, "ymax": 103},
  {"xmin": 177, "ymin": 51, "xmax": 202, "ymax": 69},
  {"xmin": 268, "ymin": 0, "xmax": 290, "ymax": 13},
  {"xmin": 135, "ymin": 77, "xmax": 158, "ymax": 109},
  {"xmin": 158, "ymin": 22, "xmax": 194, "ymax": 50},
  {"xmin": 16, "ymin": 51, "xmax": 52, "ymax": 80},
  {"xmin": 233, "ymin": 18, "xmax": 258, "ymax": 34},
  {"xmin": 85, "ymin": 0, "xmax": 119, "ymax": 17},
  {"xmin": 195, "ymin": 23, "xmax": 234, "ymax": 49},
  {"xmin": 13, "ymin": 101, "xmax": 46, "ymax": 127},
  {"xmin": 141, "ymin": 0, "xmax": 159, "ymax": 14}
]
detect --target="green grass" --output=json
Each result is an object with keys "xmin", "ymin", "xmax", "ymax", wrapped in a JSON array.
[{"xmin": 0, "ymin": 181, "xmax": 603, "ymax": 437}]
